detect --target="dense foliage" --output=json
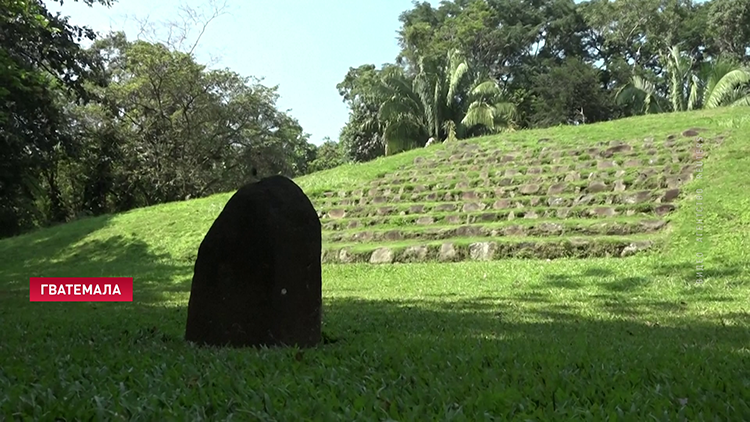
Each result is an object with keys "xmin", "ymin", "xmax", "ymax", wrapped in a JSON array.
[
  {"xmin": 2, "ymin": 0, "xmax": 750, "ymax": 237},
  {"xmin": 338, "ymin": 0, "xmax": 750, "ymax": 158},
  {"xmin": 1, "ymin": 0, "xmax": 316, "ymax": 237}
]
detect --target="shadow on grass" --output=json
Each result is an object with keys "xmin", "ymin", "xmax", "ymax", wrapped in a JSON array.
[
  {"xmin": 320, "ymin": 296, "xmax": 749, "ymax": 351},
  {"xmin": 2, "ymin": 234, "xmax": 749, "ymax": 422},
  {"xmin": 0, "ymin": 225, "xmax": 192, "ymax": 304},
  {"xmin": 0, "ymin": 214, "xmax": 115, "ymax": 276},
  {"xmin": 543, "ymin": 260, "xmax": 747, "ymax": 295},
  {"xmin": 3, "ymin": 293, "xmax": 748, "ymax": 418},
  {"xmin": 650, "ymin": 261, "xmax": 747, "ymax": 285},
  {"xmin": 7, "ymin": 292, "xmax": 748, "ymax": 364}
]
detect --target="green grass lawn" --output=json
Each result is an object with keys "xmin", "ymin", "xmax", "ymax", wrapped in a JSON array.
[{"xmin": 1, "ymin": 108, "xmax": 749, "ymax": 420}]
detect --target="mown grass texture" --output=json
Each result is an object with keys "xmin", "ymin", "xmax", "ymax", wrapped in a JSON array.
[{"xmin": 0, "ymin": 107, "xmax": 749, "ymax": 420}]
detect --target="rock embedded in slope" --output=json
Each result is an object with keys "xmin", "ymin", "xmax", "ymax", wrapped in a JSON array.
[
  {"xmin": 494, "ymin": 199, "xmax": 512, "ymax": 209},
  {"xmin": 591, "ymin": 207, "xmax": 617, "ymax": 217},
  {"xmin": 370, "ymin": 248, "xmax": 394, "ymax": 264},
  {"xmin": 620, "ymin": 241, "xmax": 653, "ymax": 257},
  {"xmin": 519, "ymin": 184, "xmax": 541, "ymax": 195},
  {"xmin": 469, "ymin": 242, "xmax": 497, "ymax": 261},
  {"xmin": 622, "ymin": 191, "xmax": 651, "ymax": 204},
  {"xmin": 417, "ymin": 216, "xmax": 435, "ymax": 225},
  {"xmin": 410, "ymin": 205, "xmax": 425, "ymax": 214},
  {"xmin": 587, "ymin": 181, "xmax": 608, "ymax": 193},
  {"xmin": 462, "ymin": 202, "xmax": 486, "ymax": 212},
  {"xmin": 527, "ymin": 167, "xmax": 543, "ymax": 174},
  {"xmin": 439, "ymin": 243, "xmax": 459, "ymax": 262},
  {"xmin": 547, "ymin": 196, "xmax": 568, "ymax": 207},
  {"xmin": 375, "ymin": 229, "xmax": 399, "ymax": 240},
  {"xmin": 338, "ymin": 248, "xmax": 355, "ymax": 263},
  {"xmin": 575, "ymin": 194, "xmax": 595, "ymax": 206},
  {"xmin": 624, "ymin": 159, "xmax": 641, "ymax": 168},
  {"xmin": 662, "ymin": 188, "xmax": 680, "ymax": 202},
  {"xmin": 462, "ymin": 191, "xmax": 479, "ymax": 200},
  {"xmin": 377, "ymin": 207, "xmax": 394, "ymax": 216},
  {"xmin": 445, "ymin": 215, "xmax": 462, "ymax": 224},
  {"xmin": 403, "ymin": 245, "xmax": 429, "ymax": 262},
  {"xmin": 328, "ymin": 209, "xmax": 346, "ymax": 219},
  {"xmin": 640, "ymin": 219, "xmax": 666, "ymax": 231},
  {"xmin": 547, "ymin": 183, "xmax": 567, "ymax": 195},
  {"xmin": 682, "ymin": 128, "xmax": 700, "ymax": 137},
  {"xmin": 655, "ymin": 204, "xmax": 676, "ymax": 216}
]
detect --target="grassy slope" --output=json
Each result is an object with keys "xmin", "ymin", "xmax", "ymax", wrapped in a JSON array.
[{"xmin": 0, "ymin": 108, "xmax": 748, "ymax": 420}]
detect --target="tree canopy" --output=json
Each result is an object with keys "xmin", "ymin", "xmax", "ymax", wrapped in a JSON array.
[
  {"xmin": 2, "ymin": 0, "xmax": 750, "ymax": 237},
  {"xmin": 0, "ymin": 0, "xmax": 317, "ymax": 237},
  {"xmin": 338, "ymin": 0, "xmax": 750, "ymax": 158}
]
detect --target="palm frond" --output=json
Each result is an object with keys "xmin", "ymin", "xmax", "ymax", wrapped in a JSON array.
[
  {"xmin": 461, "ymin": 102, "xmax": 495, "ymax": 129},
  {"xmin": 412, "ymin": 71, "xmax": 436, "ymax": 135},
  {"xmin": 704, "ymin": 68, "xmax": 750, "ymax": 109},
  {"xmin": 705, "ymin": 59, "xmax": 738, "ymax": 96},
  {"xmin": 470, "ymin": 80, "xmax": 503, "ymax": 98},
  {"xmin": 378, "ymin": 98, "xmax": 416, "ymax": 122},
  {"xmin": 447, "ymin": 62, "xmax": 469, "ymax": 106},
  {"xmin": 687, "ymin": 73, "xmax": 701, "ymax": 111},
  {"xmin": 431, "ymin": 80, "xmax": 442, "ymax": 137},
  {"xmin": 493, "ymin": 102, "xmax": 517, "ymax": 120},
  {"xmin": 730, "ymin": 95, "xmax": 750, "ymax": 107},
  {"xmin": 615, "ymin": 76, "xmax": 664, "ymax": 114}
]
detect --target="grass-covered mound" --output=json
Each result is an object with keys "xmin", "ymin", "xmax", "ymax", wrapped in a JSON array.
[
  {"xmin": 306, "ymin": 110, "xmax": 729, "ymax": 263},
  {"xmin": 0, "ymin": 107, "xmax": 748, "ymax": 420}
]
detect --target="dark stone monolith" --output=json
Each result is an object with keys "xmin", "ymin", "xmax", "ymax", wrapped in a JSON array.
[{"xmin": 185, "ymin": 175, "xmax": 322, "ymax": 348}]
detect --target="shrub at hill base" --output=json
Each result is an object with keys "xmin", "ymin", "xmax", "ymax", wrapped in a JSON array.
[{"xmin": 185, "ymin": 175, "xmax": 322, "ymax": 348}]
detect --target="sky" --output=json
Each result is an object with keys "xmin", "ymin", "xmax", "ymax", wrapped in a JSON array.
[{"xmin": 50, "ymin": 0, "xmax": 440, "ymax": 146}]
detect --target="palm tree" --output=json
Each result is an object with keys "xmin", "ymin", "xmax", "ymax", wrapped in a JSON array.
[
  {"xmin": 697, "ymin": 60, "xmax": 750, "ymax": 109},
  {"xmin": 663, "ymin": 45, "xmax": 698, "ymax": 112},
  {"xmin": 441, "ymin": 50, "xmax": 517, "ymax": 137},
  {"xmin": 616, "ymin": 52, "xmax": 750, "ymax": 115},
  {"xmin": 374, "ymin": 50, "xmax": 517, "ymax": 155},
  {"xmin": 459, "ymin": 80, "xmax": 518, "ymax": 135},
  {"xmin": 662, "ymin": 45, "xmax": 750, "ymax": 110},
  {"xmin": 614, "ymin": 75, "xmax": 668, "ymax": 115},
  {"xmin": 375, "ymin": 65, "xmax": 430, "ymax": 156}
]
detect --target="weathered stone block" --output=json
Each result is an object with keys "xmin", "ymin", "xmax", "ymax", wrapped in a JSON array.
[{"xmin": 185, "ymin": 175, "xmax": 322, "ymax": 349}]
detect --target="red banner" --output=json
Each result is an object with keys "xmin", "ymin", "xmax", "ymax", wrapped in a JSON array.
[{"xmin": 29, "ymin": 277, "xmax": 133, "ymax": 302}]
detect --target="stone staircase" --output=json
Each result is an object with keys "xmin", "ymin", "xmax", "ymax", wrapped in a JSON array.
[{"xmin": 310, "ymin": 128, "xmax": 720, "ymax": 264}]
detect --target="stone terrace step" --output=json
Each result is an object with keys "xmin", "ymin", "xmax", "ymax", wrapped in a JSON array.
[
  {"xmin": 399, "ymin": 146, "xmax": 695, "ymax": 176},
  {"xmin": 312, "ymin": 165, "xmax": 697, "ymax": 210},
  {"xmin": 311, "ymin": 162, "xmax": 698, "ymax": 203},
  {"xmin": 315, "ymin": 182, "xmax": 684, "ymax": 213},
  {"xmin": 404, "ymin": 136, "xmax": 702, "ymax": 171},
  {"xmin": 374, "ymin": 156, "xmax": 692, "ymax": 184},
  {"xmin": 321, "ymin": 202, "xmax": 676, "ymax": 231},
  {"xmin": 323, "ymin": 234, "xmax": 662, "ymax": 263},
  {"xmin": 315, "ymin": 129, "xmax": 720, "ymax": 263},
  {"xmin": 323, "ymin": 217, "xmax": 667, "ymax": 243}
]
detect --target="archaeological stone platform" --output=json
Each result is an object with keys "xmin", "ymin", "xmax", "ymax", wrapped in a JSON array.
[{"xmin": 308, "ymin": 128, "xmax": 721, "ymax": 264}]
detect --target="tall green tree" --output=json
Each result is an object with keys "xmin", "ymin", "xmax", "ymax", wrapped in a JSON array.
[
  {"xmin": 530, "ymin": 57, "xmax": 616, "ymax": 126},
  {"xmin": 75, "ymin": 32, "xmax": 314, "ymax": 207},
  {"xmin": 336, "ymin": 64, "xmax": 387, "ymax": 162},
  {"xmin": 0, "ymin": 0, "xmax": 115, "ymax": 236},
  {"xmin": 705, "ymin": 0, "xmax": 750, "ymax": 63},
  {"xmin": 308, "ymin": 138, "xmax": 346, "ymax": 173},
  {"xmin": 396, "ymin": 0, "xmax": 600, "ymax": 126}
]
